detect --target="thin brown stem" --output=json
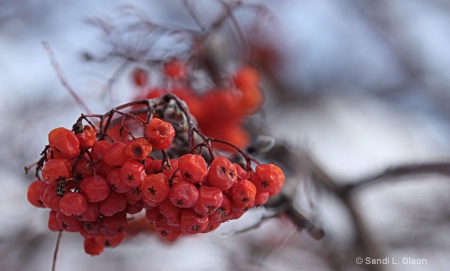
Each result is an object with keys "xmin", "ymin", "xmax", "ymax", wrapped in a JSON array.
[{"xmin": 51, "ymin": 231, "xmax": 62, "ymax": 271}]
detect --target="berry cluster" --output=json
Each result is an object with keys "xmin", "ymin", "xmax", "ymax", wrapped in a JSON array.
[
  {"xmin": 26, "ymin": 94, "xmax": 284, "ymax": 256},
  {"xmin": 133, "ymin": 61, "xmax": 263, "ymax": 152}
]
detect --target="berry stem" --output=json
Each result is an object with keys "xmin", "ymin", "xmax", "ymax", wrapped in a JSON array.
[{"xmin": 51, "ymin": 231, "xmax": 63, "ymax": 271}]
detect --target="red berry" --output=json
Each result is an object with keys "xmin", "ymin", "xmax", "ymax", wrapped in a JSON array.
[
  {"xmin": 48, "ymin": 127, "xmax": 80, "ymax": 159},
  {"xmin": 99, "ymin": 191, "xmax": 127, "ymax": 217},
  {"xmin": 231, "ymin": 179, "xmax": 257, "ymax": 205},
  {"xmin": 48, "ymin": 210, "xmax": 61, "ymax": 232},
  {"xmin": 125, "ymin": 200, "xmax": 144, "ymax": 214},
  {"xmin": 120, "ymin": 160, "xmax": 146, "ymax": 187},
  {"xmin": 141, "ymin": 173, "xmax": 170, "ymax": 204},
  {"xmin": 124, "ymin": 137, "xmax": 152, "ymax": 161},
  {"xmin": 125, "ymin": 187, "xmax": 143, "ymax": 205},
  {"xmin": 91, "ymin": 140, "xmax": 112, "ymax": 161},
  {"xmin": 102, "ymin": 142, "xmax": 127, "ymax": 167},
  {"xmin": 252, "ymin": 163, "xmax": 285, "ymax": 195},
  {"xmin": 154, "ymin": 213, "xmax": 183, "ymax": 241},
  {"xmin": 178, "ymin": 154, "xmax": 208, "ymax": 185},
  {"xmin": 106, "ymin": 168, "xmax": 132, "ymax": 193},
  {"xmin": 42, "ymin": 185, "xmax": 61, "ymax": 211},
  {"xmin": 79, "ymin": 202, "xmax": 100, "ymax": 222},
  {"xmin": 84, "ymin": 237, "xmax": 104, "ymax": 256},
  {"xmin": 56, "ymin": 212, "xmax": 83, "ymax": 232},
  {"xmin": 59, "ymin": 192, "xmax": 88, "ymax": 216},
  {"xmin": 75, "ymin": 125, "xmax": 97, "ymax": 150},
  {"xmin": 99, "ymin": 212, "xmax": 127, "ymax": 237},
  {"xmin": 209, "ymin": 194, "xmax": 231, "ymax": 223},
  {"xmin": 208, "ymin": 157, "xmax": 237, "ymax": 190},
  {"xmin": 80, "ymin": 175, "xmax": 110, "ymax": 203},
  {"xmin": 158, "ymin": 199, "xmax": 181, "ymax": 226},
  {"xmin": 144, "ymin": 118, "xmax": 175, "ymax": 150},
  {"xmin": 82, "ymin": 219, "xmax": 101, "ymax": 236},
  {"xmin": 27, "ymin": 180, "xmax": 45, "ymax": 208},
  {"xmin": 95, "ymin": 232, "xmax": 125, "ymax": 248},
  {"xmin": 163, "ymin": 59, "xmax": 186, "ymax": 80},
  {"xmin": 169, "ymin": 180, "xmax": 198, "ymax": 208},
  {"xmin": 255, "ymin": 191, "xmax": 269, "ymax": 206},
  {"xmin": 180, "ymin": 209, "xmax": 209, "ymax": 234},
  {"xmin": 193, "ymin": 186, "xmax": 223, "ymax": 216},
  {"xmin": 132, "ymin": 67, "xmax": 148, "ymax": 87},
  {"xmin": 42, "ymin": 159, "xmax": 72, "ymax": 185}
]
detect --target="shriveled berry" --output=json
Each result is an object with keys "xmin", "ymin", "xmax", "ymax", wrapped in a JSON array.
[
  {"xmin": 141, "ymin": 173, "xmax": 170, "ymax": 204},
  {"xmin": 208, "ymin": 157, "xmax": 237, "ymax": 190},
  {"xmin": 27, "ymin": 180, "xmax": 45, "ymax": 208},
  {"xmin": 180, "ymin": 209, "xmax": 209, "ymax": 234},
  {"xmin": 169, "ymin": 180, "xmax": 198, "ymax": 208},
  {"xmin": 48, "ymin": 127, "xmax": 80, "ymax": 159},
  {"xmin": 80, "ymin": 175, "xmax": 110, "ymax": 203},
  {"xmin": 252, "ymin": 163, "xmax": 285, "ymax": 196},
  {"xmin": 124, "ymin": 137, "xmax": 152, "ymax": 160},
  {"xmin": 59, "ymin": 192, "xmax": 88, "ymax": 216},
  {"xmin": 193, "ymin": 186, "xmax": 223, "ymax": 216},
  {"xmin": 120, "ymin": 160, "xmax": 146, "ymax": 187},
  {"xmin": 144, "ymin": 118, "xmax": 175, "ymax": 150},
  {"xmin": 178, "ymin": 154, "xmax": 208, "ymax": 184}
]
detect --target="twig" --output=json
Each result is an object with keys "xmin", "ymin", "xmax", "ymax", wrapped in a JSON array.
[
  {"xmin": 51, "ymin": 231, "xmax": 62, "ymax": 271},
  {"xmin": 42, "ymin": 41, "xmax": 91, "ymax": 114}
]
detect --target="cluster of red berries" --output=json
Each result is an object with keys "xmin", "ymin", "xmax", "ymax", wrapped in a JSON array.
[
  {"xmin": 133, "ymin": 60, "xmax": 263, "ymax": 151},
  {"xmin": 26, "ymin": 94, "xmax": 284, "ymax": 256}
]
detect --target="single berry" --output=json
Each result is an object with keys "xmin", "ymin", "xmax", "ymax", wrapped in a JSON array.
[
  {"xmin": 252, "ymin": 163, "xmax": 285, "ymax": 196},
  {"xmin": 48, "ymin": 127, "xmax": 80, "ymax": 159},
  {"xmin": 48, "ymin": 210, "xmax": 61, "ymax": 232},
  {"xmin": 80, "ymin": 175, "xmax": 111, "ymax": 203},
  {"xmin": 132, "ymin": 67, "xmax": 148, "ymax": 87},
  {"xmin": 178, "ymin": 154, "xmax": 208, "ymax": 185},
  {"xmin": 144, "ymin": 118, "xmax": 175, "ymax": 150},
  {"xmin": 120, "ymin": 160, "xmax": 146, "ymax": 187},
  {"xmin": 180, "ymin": 209, "xmax": 209, "ymax": 234},
  {"xmin": 27, "ymin": 180, "xmax": 45, "ymax": 208},
  {"xmin": 102, "ymin": 142, "xmax": 127, "ymax": 167},
  {"xmin": 75, "ymin": 125, "xmax": 97, "ymax": 150},
  {"xmin": 168, "ymin": 180, "xmax": 199, "ymax": 208},
  {"xmin": 141, "ymin": 173, "xmax": 170, "ymax": 203},
  {"xmin": 106, "ymin": 168, "xmax": 132, "ymax": 193},
  {"xmin": 41, "ymin": 158, "xmax": 72, "ymax": 185},
  {"xmin": 99, "ymin": 191, "xmax": 128, "ymax": 217},
  {"xmin": 124, "ymin": 137, "xmax": 152, "ymax": 161},
  {"xmin": 208, "ymin": 156, "xmax": 237, "ymax": 190},
  {"xmin": 59, "ymin": 192, "xmax": 88, "ymax": 216},
  {"xmin": 158, "ymin": 199, "xmax": 181, "ymax": 226},
  {"xmin": 84, "ymin": 237, "xmax": 104, "ymax": 256},
  {"xmin": 231, "ymin": 179, "xmax": 257, "ymax": 205},
  {"xmin": 193, "ymin": 186, "xmax": 223, "ymax": 216}
]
